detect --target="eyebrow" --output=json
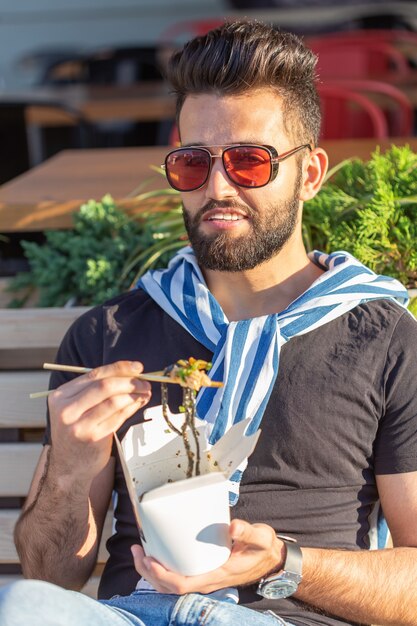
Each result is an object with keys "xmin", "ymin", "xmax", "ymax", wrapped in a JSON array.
[{"xmin": 179, "ymin": 141, "xmax": 267, "ymax": 148}]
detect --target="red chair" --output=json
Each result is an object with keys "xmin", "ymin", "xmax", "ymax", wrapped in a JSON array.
[
  {"xmin": 323, "ymin": 79, "xmax": 414, "ymax": 137},
  {"xmin": 317, "ymin": 84, "xmax": 388, "ymax": 140},
  {"xmin": 310, "ymin": 40, "xmax": 410, "ymax": 80},
  {"xmin": 307, "ymin": 29, "xmax": 417, "ymax": 55},
  {"xmin": 308, "ymin": 30, "xmax": 417, "ymax": 45}
]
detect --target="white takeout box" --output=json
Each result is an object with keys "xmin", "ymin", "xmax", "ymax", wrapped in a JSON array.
[{"xmin": 115, "ymin": 405, "xmax": 260, "ymax": 576}]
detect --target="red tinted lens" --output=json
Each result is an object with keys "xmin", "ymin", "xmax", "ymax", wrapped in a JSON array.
[
  {"xmin": 165, "ymin": 149, "xmax": 210, "ymax": 191},
  {"xmin": 223, "ymin": 146, "xmax": 272, "ymax": 187}
]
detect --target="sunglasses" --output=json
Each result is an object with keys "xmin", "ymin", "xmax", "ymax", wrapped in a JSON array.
[{"xmin": 162, "ymin": 143, "xmax": 312, "ymax": 192}]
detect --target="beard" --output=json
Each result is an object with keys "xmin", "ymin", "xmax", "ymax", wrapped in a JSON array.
[{"xmin": 182, "ymin": 170, "xmax": 303, "ymax": 272}]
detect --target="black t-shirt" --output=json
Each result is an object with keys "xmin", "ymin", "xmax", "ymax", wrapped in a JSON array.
[{"xmin": 45, "ymin": 290, "xmax": 417, "ymax": 626}]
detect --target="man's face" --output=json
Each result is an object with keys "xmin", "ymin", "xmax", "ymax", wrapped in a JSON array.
[{"xmin": 178, "ymin": 90, "xmax": 306, "ymax": 272}]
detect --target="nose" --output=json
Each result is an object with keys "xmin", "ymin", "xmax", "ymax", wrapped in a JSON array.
[{"xmin": 204, "ymin": 157, "xmax": 239, "ymax": 200}]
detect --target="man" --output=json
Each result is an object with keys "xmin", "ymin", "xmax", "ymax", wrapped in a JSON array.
[{"xmin": 2, "ymin": 20, "xmax": 417, "ymax": 626}]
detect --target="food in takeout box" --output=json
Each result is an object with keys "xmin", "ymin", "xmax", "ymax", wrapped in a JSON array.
[
  {"xmin": 115, "ymin": 358, "xmax": 260, "ymax": 576},
  {"xmin": 160, "ymin": 358, "xmax": 220, "ymax": 478}
]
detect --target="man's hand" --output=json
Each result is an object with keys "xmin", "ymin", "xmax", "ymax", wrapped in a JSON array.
[
  {"xmin": 131, "ymin": 519, "xmax": 285, "ymax": 594},
  {"xmin": 15, "ymin": 359, "xmax": 151, "ymax": 590},
  {"xmin": 48, "ymin": 360, "xmax": 152, "ymax": 483}
]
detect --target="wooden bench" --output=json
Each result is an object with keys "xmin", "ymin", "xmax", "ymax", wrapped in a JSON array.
[{"xmin": 0, "ymin": 306, "xmax": 112, "ymax": 597}]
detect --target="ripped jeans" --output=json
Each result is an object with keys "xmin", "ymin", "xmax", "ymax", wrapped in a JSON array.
[{"xmin": 0, "ymin": 579, "xmax": 297, "ymax": 626}]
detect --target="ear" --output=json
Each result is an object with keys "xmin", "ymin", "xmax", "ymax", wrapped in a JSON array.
[{"xmin": 299, "ymin": 147, "xmax": 328, "ymax": 202}]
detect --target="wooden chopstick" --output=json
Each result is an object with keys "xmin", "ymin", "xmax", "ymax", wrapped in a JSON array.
[
  {"xmin": 29, "ymin": 362, "xmax": 222, "ymax": 398},
  {"xmin": 43, "ymin": 362, "xmax": 164, "ymax": 377},
  {"xmin": 43, "ymin": 363, "xmax": 92, "ymax": 374}
]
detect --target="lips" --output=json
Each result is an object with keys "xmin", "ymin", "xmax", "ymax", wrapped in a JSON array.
[{"xmin": 203, "ymin": 209, "xmax": 249, "ymax": 222}]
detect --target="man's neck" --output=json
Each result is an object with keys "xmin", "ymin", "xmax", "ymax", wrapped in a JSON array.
[{"xmin": 203, "ymin": 246, "xmax": 324, "ymax": 321}]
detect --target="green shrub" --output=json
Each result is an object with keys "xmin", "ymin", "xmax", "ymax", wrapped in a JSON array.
[
  {"xmin": 7, "ymin": 194, "xmax": 178, "ymax": 307},
  {"xmin": 6, "ymin": 145, "xmax": 417, "ymax": 308},
  {"xmin": 303, "ymin": 145, "xmax": 417, "ymax": 288}
]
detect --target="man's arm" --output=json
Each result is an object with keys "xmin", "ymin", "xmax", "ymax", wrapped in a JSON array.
[
  {"xmin": 131, "ymin": 471, "xmax": 417, "ymax": 626},
  {"xmin": 296, "ymin": 471, "xmax": 417, "ymax": 626},
  {"xmin": 14, "ymin": 446, "xmax": 114, "ymax": 590},
  {"xmin": 14, "ymin": 360, "xmax": 152, "ymax": 590}
]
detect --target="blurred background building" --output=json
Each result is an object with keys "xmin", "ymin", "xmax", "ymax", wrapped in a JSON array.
[{"xmin": 1, "ymin": 0, "xmax": 416, "ymax": 90}]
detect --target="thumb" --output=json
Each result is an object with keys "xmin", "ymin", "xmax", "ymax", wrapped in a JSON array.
[
  {"xmin": 131, "ymin": 544, "xmax": 147, "ymax": 567},
  {"xmin": 230, "ymin": 519, "xmax": 252, "ymax": 542},
  {"xmin": 131, "ymin": 543, "xmax": 141, "ymax": 557}
]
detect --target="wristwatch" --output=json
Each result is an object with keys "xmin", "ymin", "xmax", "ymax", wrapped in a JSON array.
[{"xmin": 256, "ymin": 535, "xmax": 303, "ymax": 600}]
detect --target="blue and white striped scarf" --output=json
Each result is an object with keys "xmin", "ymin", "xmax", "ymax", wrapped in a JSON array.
[{"xmin": 138, "ymin": 247, "xmax": 408, "ymax": 546}]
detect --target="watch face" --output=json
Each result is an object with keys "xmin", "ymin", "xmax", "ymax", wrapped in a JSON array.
[{"xmin": 259, "ymin": 577, "xmax": 299, "ymax": 600}]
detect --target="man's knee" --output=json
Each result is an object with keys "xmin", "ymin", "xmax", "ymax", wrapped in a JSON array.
[
  {"xmin": 0, "ymin": 579, "xmax": 69, "ymax": 618},
  {"xmin": 0, "ymin": 580, "xmax": 130, "ymax": 626},
  {"xmin": 0, "ymin": 579, "xmax": 57, "ymax": 602}
]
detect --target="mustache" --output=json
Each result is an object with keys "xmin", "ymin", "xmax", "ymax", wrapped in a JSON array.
[{"xmin": 190, "ymin": 199, "xmax": 255, "ymax": 223}]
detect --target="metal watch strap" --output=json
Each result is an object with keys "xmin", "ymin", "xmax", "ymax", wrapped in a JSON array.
[{"xmin": 277, "ymin": 536, "xmax": 302, "ymax": 577}]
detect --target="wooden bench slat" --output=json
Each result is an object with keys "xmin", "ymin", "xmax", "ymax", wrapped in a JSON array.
[
  {"xmin": 0, "ymin": 509, "xmax": 113, "ymax": 564},
  {"xmin": 0, "ymin": 308, "xmax": 88, "ymax": 350},
  {"xmin": 0, "ymin": 444, "xmax": 42, "ymax": 496},
  {"xmin": 0, "ymin": 372, "xmax": 49, "ymax": 428},
  {"xmin": 0, "ymin": 348, "xmax": 60, "ymax": 370}
]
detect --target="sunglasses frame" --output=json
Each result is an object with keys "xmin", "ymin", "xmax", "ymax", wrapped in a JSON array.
[{"xmin": 162, "ymin": 143, "xmax": 312, "ymax": 192}]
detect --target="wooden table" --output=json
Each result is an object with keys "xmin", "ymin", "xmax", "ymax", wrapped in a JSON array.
[
  {"xmin": 0, "ymin": 83, "xmax": 176, "ymax": 126},
  {"xmin": 1, "ymin": 137, "xmax": 417, "ymax": 233},
  {"xmin": 0, "ymin": 146, "xmax": 166, "ymax": 232}
]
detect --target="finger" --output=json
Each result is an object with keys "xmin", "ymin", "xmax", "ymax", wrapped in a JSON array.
[
  {"xmin": 130, "ymin": 546, "xmax": 175, "ymax": 593},
  {"xmin": 82, "ymin": 360, "xmax": 146, "ymax": 385},
  {"xmin": 131, "ymin": 545, "xmax": 171, "ymax": 581},
  {"xmin": 50, "ymin": 361, "xmax": 147, "ymax": 398},
  {"xmin": 231, "ymin": 519, "xmax": 275, "ymax": 546},
  {"xmin": 49, "ymin": 376, "xmax": 151, "ymax": 424},
  {"xmin": 230, "ymin": 518, "xmax": 259, "ymax": 544},
  {"xmin": 132, "ymin": 543, "xmax": 243, "ymax": 595},
  {"xmin": 131, "ymin": 544, "xmax": 146, "ymax": 575},
  {"xmin": 142, "ymin": 555, "xmax": 227, "ymax": 595},
  {"xmin": 71, "ymin": 392, "xmax": 151, "ymax": 442}
]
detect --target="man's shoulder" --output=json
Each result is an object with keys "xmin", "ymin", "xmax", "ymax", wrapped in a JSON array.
[
  {"xmin": 287, "ymin": 298, "xmax": 415, "ymax": 364},
  {"xmin": 74, "ymin": 288, "xmax": 160, "ymax": 323},
  {"xmin": 358, "ymin": 298, "xmax": 415, "ymax": 337},
  {"xmin": 334, "ymin": 299, "xmax": 416, "ymax": 363},
  {"xmin": 101, "ymin": 287, "xmax": 155, "ymax": 309},
  {"xmin": 61, "ymin": 288, "xmax": 166, "ymax": 345},
  {"xmin": 101, "ymin": 287, "xmax": 159, "ymax": 315},
  {"xmin": 359, "ymin": 297, "xmax": 409, "ymax": 318},
  {"xmin": 334, "ymin": 298, "xmax": 415, "ymax": 351}
]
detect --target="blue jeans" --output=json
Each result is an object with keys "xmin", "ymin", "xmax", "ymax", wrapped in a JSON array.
[{"xmin": 0, "ymin": 580, "xmax": 297, "ymax": 626}]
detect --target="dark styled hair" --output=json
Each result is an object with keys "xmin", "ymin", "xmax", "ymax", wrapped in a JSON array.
[{"xmin": 166, "ymin": 20, "xmax": 321, "ymax": 147}]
